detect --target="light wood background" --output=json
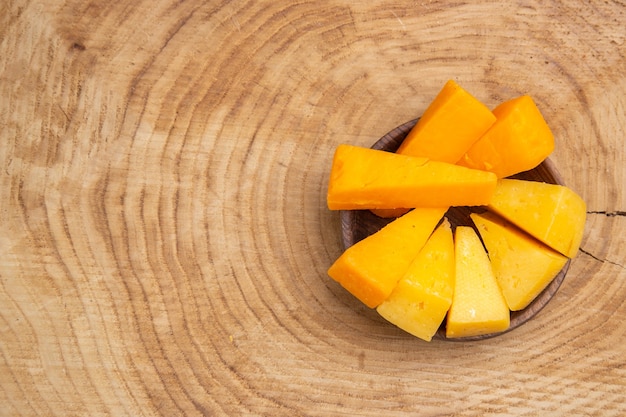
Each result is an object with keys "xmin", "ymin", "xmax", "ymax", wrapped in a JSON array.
[{"xmin": 2, "ymin": 1, "xmax": 625, "ymax": 415}]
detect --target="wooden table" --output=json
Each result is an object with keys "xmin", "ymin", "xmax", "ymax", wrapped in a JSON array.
[{"xmin": 2, "ymin": 1, "xmax": 625, "ymax": 415}]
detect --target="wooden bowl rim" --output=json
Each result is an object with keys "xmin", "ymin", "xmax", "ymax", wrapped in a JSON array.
[{"xmin": 339, "ymin": 118, "xmax": 570, "ymax": 341}]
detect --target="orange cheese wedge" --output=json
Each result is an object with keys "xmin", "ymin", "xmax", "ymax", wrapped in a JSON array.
[
  {"xmin": 397, "ymin": 79, "xmax": 497, "ymax": 164},
  {"xmin": 327, "ymin": 144, "xmax": 497, "ymax": 210},
  {"xmin": 371, "ymin": 80, "xmax": 496, "ymax": 219},
  {"xmin": 458, "ymin": 95, "xmax": 555, "ymax": 178},
  {"xmin": 327, "ymin": 207, "xmax": 447, "ymax": 308}
]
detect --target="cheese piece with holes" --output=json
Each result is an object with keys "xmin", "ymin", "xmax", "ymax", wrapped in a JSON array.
[
  {"xmin": 487, "ymin": 179, "xmax": 586, "ymax": 258},
  {"xmin": 446, "ymin": 226, "xmax": 510, "ymax": 338},
  {"xmin": 471, "ymin": 211, "xmax": 569, "ymax": 311},
  {"xmin": 376, "ymin": 219, "xmax": 455, "ymax": 342},
  {"xmin": 327, "ymin": 207, "xmax": 447, "ymax": 309},
  {"xmin": 327, "ymin": 144, "xmax": 497, "ymax": 210},
  {"xmin": 458, "ymin": 95, "xmax": 554, "ymax": 178}
]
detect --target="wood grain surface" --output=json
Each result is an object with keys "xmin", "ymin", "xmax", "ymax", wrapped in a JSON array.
[{"xmin": 1, "ymin": 1, "xmax": 625, "ymax": 415}]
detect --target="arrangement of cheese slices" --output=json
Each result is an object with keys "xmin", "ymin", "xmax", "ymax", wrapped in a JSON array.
[{"xmin": 326, "ymin": 80, "xmax": 586, "ymax": 341}]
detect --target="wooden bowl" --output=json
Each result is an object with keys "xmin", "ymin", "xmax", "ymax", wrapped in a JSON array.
[{"xmin": 340, "ymin": 119, "xmax": 570, "ymax": 341}]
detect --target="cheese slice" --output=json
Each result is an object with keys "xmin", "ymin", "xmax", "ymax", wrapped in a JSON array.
[
  {"xmin": 328, "ymin": 207, "xmax": 447, "ymax": 308},
  {"xmin": 446, "ymin": 226, "xmax": 510, "ymax": 338},
  {"xmin": 471, "ymin": 211, "xmax": 569, "ymax": 311},
  {"xmin": 396, "ymin": 79, "xmax": 496, "ymax": 164},
  {"xmin": 327, "ymin": 144, "xmax": 497, "ymax": 210},
  {"xmin": 458, "ymin": 95, "xmax": 555, "ymax": 178},
  {"xmin": 377, "ymin": 219, "xmax": 455, "ymax": 341},
  {"xmin": 487, "ymin": 179, "xmax": 586, "ymax": 258}
]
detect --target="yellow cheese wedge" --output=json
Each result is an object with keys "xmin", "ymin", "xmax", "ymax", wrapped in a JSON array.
[
  {"xmin": 376, "ymin": 219, "xmax": 455, "ymax": 342},
  {"xmin": 471, "ymin": 212, "xmax": 569, "ymax": 311},
  {"xmin": 458, "ymin": 95, "xmax": 555, "ymax": 178},
  {"xmin": 396, "ymin": 79, "xmax": 497, "ymax": 164},
  {"xmin": 327, "ymin": 207, "xmax": 447, "ymax": 308},
  {"xmin": 327, "ymin": 144, "xmax": 497, "ymax": 210},
  {"xmin": 487, "ymin": 179, "xmax": 586, "ymax": 258},
  {"xmin": 446, "ymin": 227, "xmax": 510, "ymax": 338}
]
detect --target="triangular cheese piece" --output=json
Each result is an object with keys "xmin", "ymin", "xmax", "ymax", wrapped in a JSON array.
[
  {"xmin": 377, "ymin": 219, "xmax": 455, "ymax": 341},
  {"xmin": 471, "ymin": 211, "xmax": 569, "ymax": 311},
  {"xmin": 328, "ymin": 207, "xmax": 447, "ymax": 308},
  {"xmin": 487, "ymin": 179, "xmax": 586, "ymax": 258},
  {"xmin": 446, "ymin": 226, "xmax": 510, "ymax": 338},
  {"xmin": 458, "ymin": 95, "xmax": 555, "ymax": 178},
  {"xmin": 397, "ymin": 80, "xmax": 496, "ymax": 164},
  {"xmin": 327, "ymin": 144, "xmax": 497, "ymax": 210}
]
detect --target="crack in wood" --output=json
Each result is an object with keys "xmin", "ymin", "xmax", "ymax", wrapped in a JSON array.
[
  {"xmin": 579, "ymin": 248, "xmax": 626, "ymax": 270},
  {"xmin": 587, "ymin": 210, "xmax": 626, "ymax": 217},
  {"xmin": 580, "ymin": 211, "xmax": 626, "ymax": 268}
]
